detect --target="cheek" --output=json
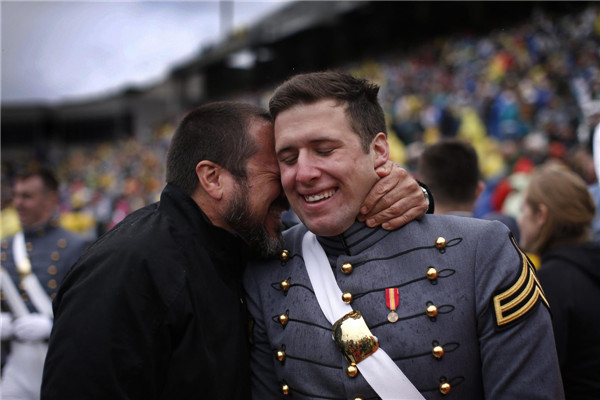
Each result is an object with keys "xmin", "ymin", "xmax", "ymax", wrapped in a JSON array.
[{"xmin": 279, "ymin": 168, "xmax": 296, "ymax": 190}]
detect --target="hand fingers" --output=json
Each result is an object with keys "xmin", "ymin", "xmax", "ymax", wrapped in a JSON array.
[
  {"xmin": 363, "ymin": 190, "xmax": 428, "ymax": 229},
  {"xmin": 360, "ymin": 164, "xmax": 410, "ymax": 215}
]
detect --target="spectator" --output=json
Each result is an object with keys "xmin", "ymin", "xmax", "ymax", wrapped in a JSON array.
[
  {"xmin": 417, "ymin": 138, "xmax": 520, "ymax": 241},
  {"xmin": 517, "ymin": 162, "xmax": 600, "ymax": 399}
]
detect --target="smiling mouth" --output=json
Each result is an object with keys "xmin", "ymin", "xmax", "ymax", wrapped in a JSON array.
[{"xmin": 303, "ymin": 189, "xmax": 336, "ymax": 203}]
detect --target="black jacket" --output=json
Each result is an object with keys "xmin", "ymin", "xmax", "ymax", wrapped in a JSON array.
[
  {"xmin": 538, "ymin": 242, "xmax": 600, "ymax": 400},
  {"xmin": 42, "ymin": 184, "xmax": 251, "ymax": 400}
]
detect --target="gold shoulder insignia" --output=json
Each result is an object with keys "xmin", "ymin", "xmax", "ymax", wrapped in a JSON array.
[{"xmin": 493, "ymin": 235, "xmax": 549, "ymax": 327}]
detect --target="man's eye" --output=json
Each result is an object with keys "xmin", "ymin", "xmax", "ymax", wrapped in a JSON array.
[
  {"xmin": 280, "ymin": 155, "xmax": 297, "ymax": 165},
  {"xmin": 317, "ymin": 149, "xmax": 333, "ymax": 155}
]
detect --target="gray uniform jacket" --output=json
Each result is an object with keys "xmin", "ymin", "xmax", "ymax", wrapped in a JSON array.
[
  {"xmin": 244, "ymin": 215, "xmax": 564, "ymax": 399},
  {"xmin": 1, "ymin": 220, "xmax": 89, "ymax": 313}
]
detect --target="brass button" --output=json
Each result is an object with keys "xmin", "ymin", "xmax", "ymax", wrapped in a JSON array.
[
  {"xmin": 50, "ymin": 293, "xmax": 57, "ymax": 300},
  {"xmin": 354, "ymin": 397, "xmax": 364, "ymax": 400},
  {"xmin": 432, "ymin": 345, "xmax": 444, "ymax": 359},
  {"xmin": 21, "ymin": 293, "xmax": 29, "ymax": 302},
  {"xmin": 1, "ymin": 252, "xmax": 5, "ymax": 262},
  {"xmin": 276, "ymin": 349, "xmax": 286, "ymax": 362},
  {"xmin": 281, "ymin": 384, "xmax": 290, "ymax": 395},
  {"xmin": 435, "ymin": 237, "xmax": 446, "ymax": 249},
  {"xmin": 48, "ymin": 265, "xmax": 58, "ymax": 275},
  {"xmin": 47, "ymin": 279, "xmax": 57, "ymax": 289},
  {"xmin": 278, "ymin": 314, "xmax": 289, "ymax": 326},
  {"xmin": 426, "ymin": 267, "xmax": 438, "ymax": 280},
  {"xmin": 57, "ymin": 238, "xmax": 67, "ymax": 249},
  {"xmin": 51, "ymin": 251, "xmax": 60, "ymax": 262},
  {"xmin": 346, "ymin": 363, "xmax": 358, "ymax": 378},
  {"xmin": 1, "ymin": 240, "xmax": 8, "ymax": 249},
  {"xmin": 426, "ymin": 304, "xmax": 438, "ymax": 317},
  {"xmin": 280, "ymin": 280, "xmax": 290, "ymax": 291},
  {"xmin": 280, "ymin": 250, "xmax": 290, "ymax": 262},
  {"xmin": 26, "ymin": 242, "xmax": 33, "ymax": 252},
  {"xmin": 440, "ymin": 382, "xmax": 451, "ymax": 395},
  {"xmin": 341, "ymin": 263, "xmax": 353, "ymax": 274},
  {"xmin": 341, "ymin": 292, "xmax": 353, "ymax": 304}
]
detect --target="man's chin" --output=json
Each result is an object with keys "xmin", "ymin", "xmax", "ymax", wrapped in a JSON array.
[{"xmin": 248, "ymin": 232, "xmax": 284, "ymax": 260}]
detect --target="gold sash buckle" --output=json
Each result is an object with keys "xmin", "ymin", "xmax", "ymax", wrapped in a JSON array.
[{"xmin": 332, "ymin": 310, "xmax": 379, "ymax": 364}]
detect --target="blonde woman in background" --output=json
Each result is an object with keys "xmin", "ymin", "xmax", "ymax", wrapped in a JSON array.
[{"xmin": 518, "ymin": 163, "xmax": 600, "ymax": 400}]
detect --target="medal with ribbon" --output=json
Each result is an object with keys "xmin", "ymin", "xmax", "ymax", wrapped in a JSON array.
[{"xmin": 385, "ymin": 287, "xmax": 399, "ymax": 323}]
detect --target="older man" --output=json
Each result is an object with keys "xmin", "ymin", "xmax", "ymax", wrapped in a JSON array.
[{"xmin": 244, "ymin": 72, "xmax": 564, "ymax": 399}]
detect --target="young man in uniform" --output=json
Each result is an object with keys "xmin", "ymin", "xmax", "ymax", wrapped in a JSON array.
[{"xmin": 244, "ymin": 72, "xmax": 564, "ymax": 399}]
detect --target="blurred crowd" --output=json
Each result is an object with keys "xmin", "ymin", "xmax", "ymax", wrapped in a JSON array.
[{"xmin": 2, "ymin": 5, "xmax": 600, "ymax": 247}]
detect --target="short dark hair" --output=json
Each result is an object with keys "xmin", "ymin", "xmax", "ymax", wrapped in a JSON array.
[
  {"xmin": 166, "ymin": 102, "xmax": 271, "ymax": 195},
  {"xmin": 16, "ymin": 166, "xmax": 59, "ymax": 193},
  {"xmin": 269, "ymin": 71, "xmax": 387, "ymax": 152},
  {"xmin": 417, "ymin": 139, "xmax": 480, "ymax": 206}
]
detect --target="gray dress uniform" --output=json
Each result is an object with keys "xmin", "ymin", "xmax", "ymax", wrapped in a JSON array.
[
  {"xmin": 244, "ymin": 215, "xmax": 565, "ymax": 399},
  {"xmin": 1, "ymin": 219, "xmax": 89, "ymax": 399}
]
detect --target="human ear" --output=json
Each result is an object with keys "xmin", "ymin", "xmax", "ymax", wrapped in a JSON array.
[
  {"xmin": 196, "ymin": 160, "xmax": 225, "ymax": 200},
  {"xmin": 371, "ymin": 132, "xmax": 390, "ymax": 169},
  {"xmin": 537, "ymin": 203, "xmax": 549, "ymax": 227}
]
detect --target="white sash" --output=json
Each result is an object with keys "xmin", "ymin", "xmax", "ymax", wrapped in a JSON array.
[
  {"xmin": 0, "ymin": 268, "xmax": 29, "ymax": 318},
  {"xmin": 12, "ymin": 231, "xmax": 54, "ymax": 318},
  {"xmin": 302, "ymin": 231, "xmax": 424, "ymax": 400}
]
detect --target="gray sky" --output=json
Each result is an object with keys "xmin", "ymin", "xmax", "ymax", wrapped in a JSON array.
[{"xmin": 1, "ymin": 1, "xmax": 291, "ymax": 104}]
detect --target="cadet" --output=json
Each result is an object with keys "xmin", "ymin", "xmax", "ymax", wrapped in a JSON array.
[
  {"xmin": 1, "ymin": 167, "xmax": 89, "ymax": 400},
  {"xmin": 244, "ymin": 72, "xmax": 564, "ymax": 399}
]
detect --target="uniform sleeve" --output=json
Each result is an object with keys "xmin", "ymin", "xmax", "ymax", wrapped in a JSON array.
[
  {"xmin": 243, "ymin": 264, "xmax": 282, "ymax": 399},
  {"xmin": 473, "ymin": 222, "xmax": 564, "ymax": 399}
]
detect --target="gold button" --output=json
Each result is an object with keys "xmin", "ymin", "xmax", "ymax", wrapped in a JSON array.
[
  {"xmin": 278, "ymin": 314, "xmax": 289, "ymax": 326},
  {"xmin": 1, "ymin": 252, "xmax": 5, "ymax": 262},
  {"xmin": 50, "ymin": 293, "xmax": 57, "ymax": 300},
  {"xmin": 26, "ymin": 242, "xmax": 33, "ymax": 252},
  {"xmin": 432, "ymin": 345, "xmax": 444, "ymax": 359},
  {"xmin": 280, "ymin": 280, "xmax": 290, "ymax": 292},
  {"xmin": 57, "ymin": 238, "xmax": 67, "ymax": 248},
  {"xmin": 51, "ymin": 251, "xmax": 60, "ymax": 262},
  {"xmin": 280, "ymin": 250, "xmax": 290, "ymax": 262},
  {"xmin": 276, "ymin": 349, "xmax": 286, "ymax": 362},
  {"xmin": 440, "ymin": 382, "xmax": 451, "ymax": 395},
  {"xmin": 354, "ymin": 397, "xmax": 364, "ymax": 400},
  {"xmin": 48, "ymin": 265, "xmax": 58, "ymax": 275},
  {"xmin": 341, "ymin": 292, "xmax": 353, "ymax": 304},
  {"xmin": 346, "ymin": 363, "xmax": 358, "ymax": 378},
  {"xmin": 341, "ymin": 263, "xmax": 353, "ymax": 274},
  {"xmin": 426, "ymin": 267, "xmax": 438, "ymax": 280},
  {"xmin": 47, "ymin": 279, "xmax": 57, "ymax": 289},
  {"xmin": 1, "ymin": 240, "xmax": 7, "ymax": 249},
  {"xmin": 435, "ymin": 237, "xmax": 446, "ymax": 249},
  {"xmin": 281, "ymin": 384, "xmax": 290, "ymax": 395},
  {"xmin": 21, "ymin": 293, "xmax": 29, "ymax": 302},
  {"xmin": 426, "ymin": 304, "xmax": 438, "ymax": 317}
]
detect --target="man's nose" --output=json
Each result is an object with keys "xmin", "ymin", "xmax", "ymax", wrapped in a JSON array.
[{"xmin": 295, "ymin": 153, "xmax": 321, "ymax": 183}]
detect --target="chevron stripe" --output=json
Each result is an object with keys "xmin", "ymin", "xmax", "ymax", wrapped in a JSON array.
[{"xmin": 493, "ymin": 236, "xmax": 549, "ymax": 327}]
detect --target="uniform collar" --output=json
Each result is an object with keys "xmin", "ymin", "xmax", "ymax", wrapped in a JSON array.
[
  {"xmin": 22, "ymin": 218, "xmax": 61, "ymax": 239},
  {"xmin": 316, "ymin": 221, "xmax": 391, "ymax": 257}
]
